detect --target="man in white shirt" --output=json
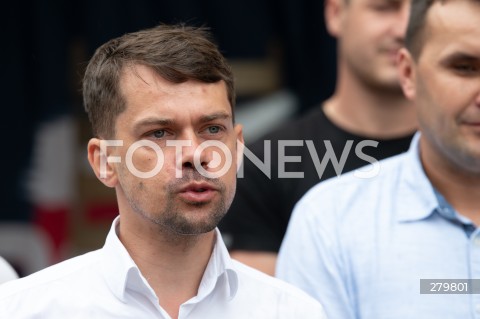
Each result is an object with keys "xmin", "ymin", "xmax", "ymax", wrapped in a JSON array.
[
  {"xmin": 0, "ymin": 256, "xmax": 18, "ymax": 284},
  {"xmin": 0, "ymin": 25, "xmax": 326, "ymax": 319}
]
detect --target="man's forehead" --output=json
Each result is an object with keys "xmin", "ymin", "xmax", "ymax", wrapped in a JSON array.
[
  {"xmin": 425, "ymin": 0, "xmax": 480, "ymax": 35},
  {"xmin": 120, "ymin": 64, "xmax": 165, "ymax": 91},
  {"xmin": 417, "ymin": 0, "xmax": 480, "ymax": 59},
  {"xmin": 119, "ymin": 65, "xmax": 227, "ymax": 98}
]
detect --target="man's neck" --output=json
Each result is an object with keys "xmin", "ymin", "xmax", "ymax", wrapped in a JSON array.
[
  {"xmin": 118, "ymin": 213, "xmax": 216, "ymax": 319},
  {"xmin": 420, "ymin": 137, "xmax": 480, "ymax": 226},
  {"xmin": 323, "ymin": 66, "xmax": 417, "ymax": 139}
]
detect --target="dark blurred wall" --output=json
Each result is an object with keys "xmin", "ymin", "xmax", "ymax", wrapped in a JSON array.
[
  {"xmin": 1, "ymin": 0, "xmax": 335, "ymax": 221},
  {"xmin": 2, "ymin": 0, "xmax": 72, "ymax": 221}
]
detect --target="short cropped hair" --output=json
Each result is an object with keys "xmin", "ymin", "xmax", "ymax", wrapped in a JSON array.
[
  {"xmin": 405, "ymin": 0, "xmax": 480, "ymax": 59},
  {"xmin": 83, "ymin": 24, "xmax": 235, "ymax": 138},
  {"xmin": 405, "ymin": 0, "xmax": 436, "ymax": 59}
]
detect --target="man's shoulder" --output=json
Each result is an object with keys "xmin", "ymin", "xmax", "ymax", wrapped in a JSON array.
[
  {"xmin": 232, "ymin": 260, "xmax": 325, "ymax": 310},
  {"xmin": 0, "ymin": 249, "xmax": 102, "ymax": 302},
  {"xmin": 251, "ymin": 107, "xmax": 329, "ymax": 146},
  {"xmin": 0, "ymin": 256, "xmax": 18, "ymax": 283},
  {"xmin": 298, "ymin": 152, "xmax": 409, "ymax": 218},
  {"xmin": 311, "ymin": 151, "xmax": 405, "ymax": 191}
]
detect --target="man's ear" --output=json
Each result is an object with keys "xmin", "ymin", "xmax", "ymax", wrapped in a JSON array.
[
  {"xmin": 397, "ymin": 48, "xmax": 417, "ymax": 101},
  {"xmin": 325, "ymin": 0, "xmax": 345, "ymax": 37},
  {"xmin": 234, "ymin": 124, "xmax": 244, "ymax": 172},
  {"xmin": 87, "ymin": 138, "xmax": 118, "ymax": 188}
]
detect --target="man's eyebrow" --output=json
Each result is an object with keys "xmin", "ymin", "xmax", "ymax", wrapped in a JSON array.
[
  {"xmin": 373, "ymin": 0, "xmax": 403, "ymax": 6},
  {"xmin": 440, "ymin": 52, "xmax": 480, "ymax": 65},
  {"xmin": 199, "ymin": 112, "xmax": 232, "ymax": 123},
  {"xmin": 133, "ymin": 117, "xmax": 174, "ymax": 130},
  {"xmin": 132, "ymin": 112, "xmax": 232, "ymax": 131}
]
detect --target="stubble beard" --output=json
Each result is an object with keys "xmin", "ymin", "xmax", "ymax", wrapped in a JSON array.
[
  {"xmin": 159, "ymin": 183, "xmax": 228, "ymax": 236},
  {"xmin": 125, "ymin": 170, "xmax": 230, "ymax": 237}
]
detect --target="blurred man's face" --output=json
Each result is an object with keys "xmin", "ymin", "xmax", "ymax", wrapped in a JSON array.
[
  {"xmin": 399, "ymin": 0, "xmax": 480, "ymax": 173},
  {"xmin": 327, "ymin": 0, "xmax": 410, "ymax": 92}
]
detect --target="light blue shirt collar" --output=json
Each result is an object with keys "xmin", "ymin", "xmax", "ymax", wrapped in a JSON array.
[
  {"xmin": 433, "ymin": 188, "xmax": 476, "ymax": 236},
  {"xmin": 396, "ymin": 132, "xmax": 438, "ymax": 222},
  {"xmin": 398, "ymin": 133, "xmax": 476, "ymax": 235}
]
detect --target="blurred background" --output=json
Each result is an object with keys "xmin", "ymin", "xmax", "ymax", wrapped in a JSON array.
[{"xmin": 1, "ymin": 0, "xmax": 335, "ymax": 277}]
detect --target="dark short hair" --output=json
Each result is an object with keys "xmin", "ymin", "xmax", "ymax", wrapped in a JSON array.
[
  {"xmin": 405, "ymin": 0, "xmax": 480, "ymax": 59},
  {"xmin": 83, "ymin": 24, "xmax": 235, "ymax": 138},
  {"xmin": 405, "ymin": 0, "xmax": 435, "ymax": 59}
]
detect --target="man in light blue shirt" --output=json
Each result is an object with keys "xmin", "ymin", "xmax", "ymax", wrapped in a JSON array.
[{"xmin": 276, "ymin": 0, "xmax": 480, "ymax": 318}]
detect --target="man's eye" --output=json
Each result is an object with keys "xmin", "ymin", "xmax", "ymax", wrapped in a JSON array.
[
  {"xmin": 152, "ymin": 130, "xmax": 165, "ymax": 138},
  {"xmin": 208, "ymin": 126, "xmax": 221, "ymax": 134},
  {"xmin": 453, "ymin": 64, "xmax": 477, "ymax": 73},
  {"xmin": 369, "ymin": 2, "xmax": 399, "ymax": 12}
]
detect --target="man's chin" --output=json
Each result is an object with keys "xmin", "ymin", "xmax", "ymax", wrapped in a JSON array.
[
  {"xmin": 372, "ymin": 73, "xmax": 403, "ymax": 93},
  {"xmin": 163, "ymin": 210, "xmax": 226, "ymax": 236},
  {"xmin": 168, "ymin": 221, "xmax": 218, "ymax": 236}
]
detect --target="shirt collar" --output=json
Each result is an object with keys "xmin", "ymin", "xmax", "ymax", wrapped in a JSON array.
[
  {"xmin": 100, "ymin": 217, "xmax": 238, "ymax": 303},
  {"xmin": 396, "ymin": 132, "xmax": 439, "ymax": 222},
  {"xmin": 433, "ymin": 186, "xmax": 476, "ymax": 235},
  {"xmin": 192, "ymin": 228, "xmax": 238, "ymax": 302},
  {"xmin": 100, "ymin": 217, "xmax": 145, "ymax": 303},
  {"xmin": 397, "ymin": 133, "xmax": 477, "ymax": 238}
]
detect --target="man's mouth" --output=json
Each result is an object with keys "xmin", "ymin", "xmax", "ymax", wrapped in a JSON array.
[{"xmin": 178, "ymin": 183, "xmax": 218, "ymax": 203}]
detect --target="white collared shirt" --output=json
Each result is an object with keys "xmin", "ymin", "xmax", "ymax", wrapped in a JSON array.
[
  {"xmin": 0, "ymin": 256, "xmax": 18, "ymax": 284},
  {"xmin": 0, "ymin": 217, "xmax": 326, "ymax": 319}
]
